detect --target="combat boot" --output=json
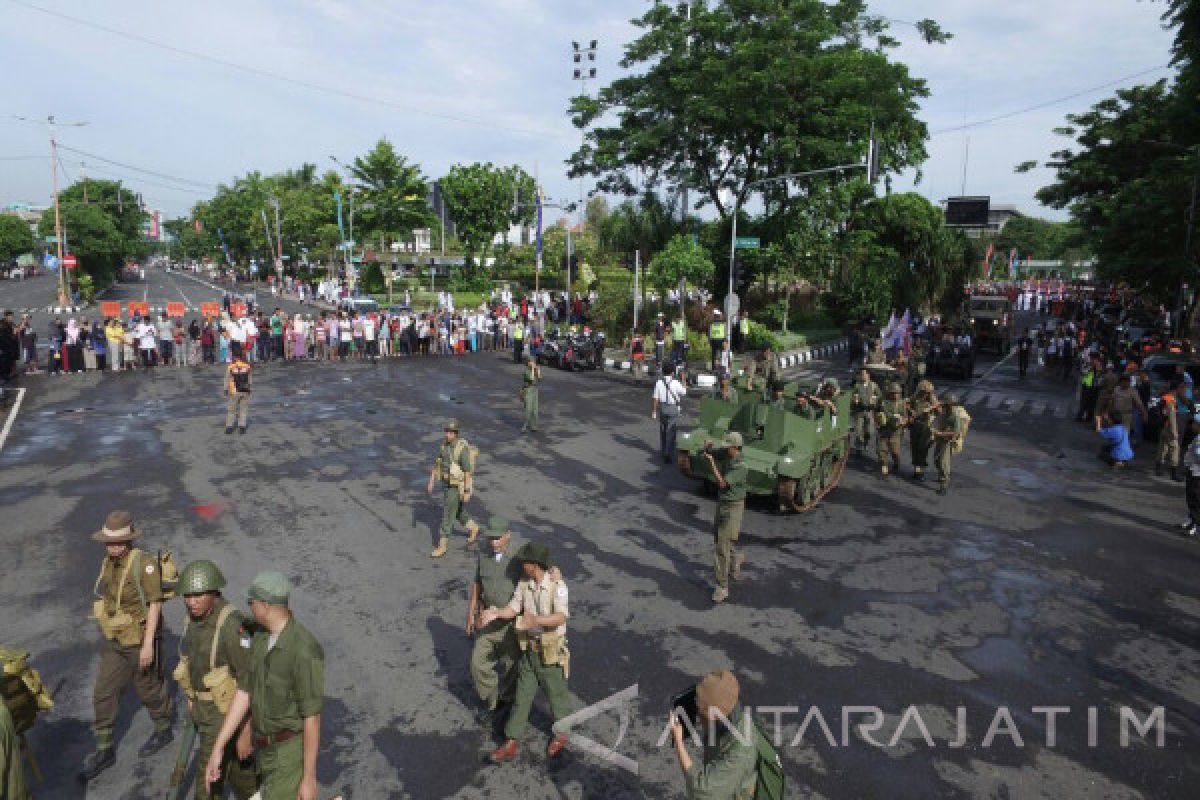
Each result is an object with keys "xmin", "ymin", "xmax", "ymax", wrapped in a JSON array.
[
  {"xmin": 547, "ymin": 734, "xmax": 569, "ymax": 758},
  {"xmin": 490, "ymin": 739, "xmax": 520, "ymax": 764},
  {"xmin": 430, "ymin": 538, "xmax": 449, "ymax": 558},
  {"xmin": 711, "ymin": 586, "xmax": 729, "ymax": 604},
  {"xmin": 79, "ymin": 747, "xmax": 116, "ymax": 781}
]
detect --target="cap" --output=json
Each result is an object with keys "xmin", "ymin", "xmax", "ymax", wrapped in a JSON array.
[
  {"xmin": 246, "ymin": 571, "xmax": 291, "ymax": 606},
  {"xmin": 443, "ymin": 418, "xmax": 460, "ymax": 432},
  {"xmin": 695, "ymin": 670, "xmax": 739, "ymax": 717},
  {"xmin": 722, "ymin": 431, "xmax": 744, "ymax": 448},
  {"xmin": 514, "ymin": 541, "xmax": 550, "ymax": 568},
  {"xmin": 92, "ymin": 510, "xmax": 139, "ymax": 543},
  {"xmin": 485, "ymin": 515, "xmax": 510, "ymax": 539}
]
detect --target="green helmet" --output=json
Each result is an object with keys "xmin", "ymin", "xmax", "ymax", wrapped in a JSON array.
[
  {"xmin": 942, "ymin": 392, "xmax": 960, "ymax": 406},
  {"xmin": 177, "ymin": 560, "xmax": 226, "ymax": 595},
  {"xmin": 823, "ymin": 377, "xmax": 840, "ymax": 392}
]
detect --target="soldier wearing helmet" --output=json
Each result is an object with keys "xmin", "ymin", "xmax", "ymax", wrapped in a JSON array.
[
  {"xmin": 906, "ymin": 379, "xmax": 938, "ymax": 481},
  {"xmin": 427, "ymin": 418, "xmax": 481, "ymax": 558},
  {"xmin": 850, "ymin": 368, "xmax": 881, "ymax": 456},
  {"xmin": 875, "ymin": 383, "xmax": 907, "ymax": 477},
  {"xmin": 703, "ymin": 431, "xmax": 748, "ymax": 604},
  {"xmin": 933, "ymin": 393, "xmax": 965, "ymax": 495},
  {"xmin": 175, "ymin": 560, "xmax": 259, "ymax": 799}
]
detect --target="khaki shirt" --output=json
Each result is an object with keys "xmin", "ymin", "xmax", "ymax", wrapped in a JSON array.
[
  {"xmin": 180, "ymin": 599, "xmax": 252, "ymax": 700},
  {"xmin": 98, "ymin": 548, "xmax": 162, "ymax": 625},
  {"xmin": 507, "ymin": 574, "xmax": 569, "ymax": 639},
  {"xmin": 909, "ymin": 395, "xmax": 936, "ymax": 425},
  {"xmin": 239, "ymin": 617, "xmax": 325, "ymax": 737}
]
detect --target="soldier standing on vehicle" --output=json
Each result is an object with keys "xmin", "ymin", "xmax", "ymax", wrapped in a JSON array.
[
  {"xmin": 907, "ymin": 380, "xmax": 937, "ymax": 481},
  {"xmin": 704, "ymin": 432, "xmax": 748, "ymax": 605},
  {"xmin": 759, "ymin": 344, "xmax": 782, "ymax": 400},
  {"xmin": 521, "ymin": 357, "xmax": 541, "ymax": 434},
  {"xmin": 224, "ymin": 344, "xmax": 252, "ymax": 435},
  {"xmin": 204, "ymin": 572, "xmax": 323, "ymax": 800},
  {"xmin": 850, "ymin": 369, "xmax": 881, "ymax": 456},
  {"xmin": 82, "ymin": 511, "xmax": 174, "ymax": 782},
  {"xmin": 175, "ymin": 560, "xmax": 258, "ymax": 800},
  {"xmin": 482, "ymin": 542, "xmax": 572, "ymax": 764},
  {"xmin": 467, "ymin": 517, "xmax": 521, "ymax": 719},
  {"xmin": 876, "ymin": 383, "xmax": 906, "ymax": 478},
  {"xmin": 933, "ymin": 393, "xmax": 965, "ymax": 495},
  {"xmin": 427, "ymin": 419, "xmax": 481, "ymax": 558}
]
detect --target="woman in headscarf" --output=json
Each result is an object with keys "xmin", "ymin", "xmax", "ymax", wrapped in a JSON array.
[
  {"xmin": 292, "ymin": 313, "xmax": 306, "ymax": 360},
  {"xmin": 90, "ymin": 320, "xmax": 108, "ymax": 371},
  {"xmin": 65, "ymin": 318, "xmax": 84, "ymax": 372}
]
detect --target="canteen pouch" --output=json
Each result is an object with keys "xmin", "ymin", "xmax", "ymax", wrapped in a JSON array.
[
  {"xmin": 202, "ymin": 665, "xmax": 238, "ymax": 714},
  {"xmin": 539, "ymin": 633, "xmax": 563, "ymax": 666},
  {"xmin": 92, "ymin": 598, "xmax": 114, "ymax": 639},
  {"xmin": 173, "ymin": 657, "xmax": 196, "ymax": 700},
  {"xmin": 112, "ymin": 610, "xmax": 143, "ymax": 647},
  {"xmin": 1, "ymin": 646, "xmax": 54, "ymax": 735}
]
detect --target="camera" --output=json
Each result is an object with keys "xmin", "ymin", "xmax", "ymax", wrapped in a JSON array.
[{"xmin": 670, "ymin": 685, "xmax": 698, "ymax": 727}]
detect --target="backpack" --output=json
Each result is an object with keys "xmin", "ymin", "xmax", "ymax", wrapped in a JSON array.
[
  {"xmin": 752, "ymin": 719, "xmax": 785, "ymax": 800},
  {"xmin": 452, "ymin": 438, "xmax": 480, "ymax": 473},
  {"xmin": 951, "ymin": 406, "xmax": 972, "ymax": 455},
  {"xmin": 122, "ymin": 548, "xmax": 181, "ymax": 606},
  {"xmin": 0, "ymin": 646, "xmax": 54, "ymax": 735}
]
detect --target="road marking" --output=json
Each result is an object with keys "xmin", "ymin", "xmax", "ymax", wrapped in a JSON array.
[
  {"xmin": 964, "ymin": 389, "xmax": 987, "ymax": 405},
  {"xmin": 1030, "ymin": 400, "xmax": 1046, "ymax": 416},
  {"xmin": 976, "ymin": 346, "xmax": 1016, "ymax": 384},
  {"xmin": 0, "ymin": 388, "xmax": 27, "ymax": 454},
  {"xmin": 987, "ymin": 393, "xmax": 1006, "ymax": 409}
]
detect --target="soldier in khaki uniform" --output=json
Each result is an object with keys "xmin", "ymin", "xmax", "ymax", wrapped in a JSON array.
[
  {"xmin": 907, "ymin": 380, "xmax": 938, "ymax": 481},
  {"xmin": 82, "ymin": 511, "xmax": 174, "ymax": 782},
  {"xmin": 175, "ymin": 560, "xmax": 258, "ymax": 800},
  {"xmin": 0, "ymin": 699, "xmax": 28, "ymax": 800},
  {"xmin": 850, "ymin": 368, "xmax": 881, "ymax": 455},
  {"xmin": 224, "ymin": 343, "xmax": 252, "ymax": 435},
  {"xmin": 876, "ymin": 383, "xmax": 906, "ymax": 478},
  {"xmin": 482, "ymin": 542, "xmax": 572, "ymax": 764},
  {"xmin": 933, "ymin": 393, "xmax": 964, "ymax": 495},
  {"xmin": 705, "ymin": 432, "xmax": 748, "ymax": 605},
  {"xmin": 467, "ymin": 516, "xmax": 521, "ymax": 717},
  {"xmin": 205, "ymin": 571, "xmax": 324, "ymax": 800},
  {"xmin": 426, "ymin": 418, "xmax": 481, "ymax": 558}
]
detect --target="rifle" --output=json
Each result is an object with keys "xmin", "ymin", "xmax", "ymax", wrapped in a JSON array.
[{"xmin": 165, "ymin": 718, "xmax": 197, "ymax": 800}]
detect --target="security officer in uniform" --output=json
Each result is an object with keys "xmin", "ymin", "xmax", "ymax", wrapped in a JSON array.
[
  {"xmin": 876, "ymin": 383, "xmax": 906, "ymax": 478},
  {"xmin": 850, "ymin": 368, "xmax": 881, "ymax": 456},
  {"xmin": 175, "ymin": 560, "xmax": 258, "ymax": 799},
  {"xmin": 704, "ymin": 432, "xmax": 748, "ymax": 604},
  {"xmin": 708, "ymin": 311, "xmax": 726, "ymax": 373},
  {"xmin": 521, "ymin": 356, "xmax": 541, "ymax": 433},
  {"xmin": 426, "ymin": 419, "xmax": 481, "ymax": 558},
  {"xmin": 933, "ymin": 393, "xmax": 964, "ymax": 495},
  {"xmin": 205, "ymin": 572, "xmax": 324, "ymax": 800},
  {"xmin": 512, "ymin": 319, "xmax": 526, "ymax": 364},
  {"xmin": 467, "ymin": 516, "xmax": 521, "ymax": 718},
  {"xmin": 907, "ymin": 380, "xmax": 937, "ymax": 481},
  {"xmin": 670, "ymin": 315, "xmax": 687, "ymax": 369},
  {"xmin": 225, "ymin": 343, "xmax": 252, "ymax": 435},
  {"xmin": 482, "ymin": 542, "xmax": 571, "ymax": 764},
  {"xmin": 654, "ymin": 313, "xmax": 667, "ymax": 368},
  {"xmin": 82, "ymin": 511, "xmax": 174, "ymax": 781}
]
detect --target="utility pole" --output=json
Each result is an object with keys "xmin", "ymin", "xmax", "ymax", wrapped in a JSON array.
[{"xmin": 572, "ymin": 38, "xmax": 598, "ymax": 235}]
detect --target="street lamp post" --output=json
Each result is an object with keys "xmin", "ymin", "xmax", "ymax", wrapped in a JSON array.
[{"xmin": 571, "ymin": 38, "xmax": 598, "ymax": 248}]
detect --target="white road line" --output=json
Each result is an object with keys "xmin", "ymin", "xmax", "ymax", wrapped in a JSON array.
[
  {"xmin": 0, "ymin": 388, "xmax": 27, "ymax": 454},
  {"xmin": 1030, "ymin": 400, "xmax": 1046, "ymax": 416},
  {"xmin": 976, "ymin": 346, "xmax": 1016, "ymax": 384},
  {"xmin": 964, "ymin": 389, "xmax": 988, "ymax": 405}
]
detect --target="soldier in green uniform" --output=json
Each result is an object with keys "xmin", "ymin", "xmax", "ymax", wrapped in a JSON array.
[
  {"xmin": 850, "ymin": 368, "xmax": 881, "ymax": 456},
  {"xmin": 875, "ymin": 383, "xmax": 906, "ymax": 478},
  {"xmin": 482, "ymin": 542, "xmax": 572, "ymax": 764},
  {"xmin": 521, "ymin": 357, "xmax": 541, "ymax": 433},
  {"xmin": 82, "ymin": 510, "xmax": 174, "ymax": 782},
  {"xmin": 205, "ymin": 571, "xmax": 324, "ymax": 800},
  {"xmin": 426, "ymin": 419, "xmax": 481, "ymax": 558},
  {"xmin": 668, "ymin": 670, "xmax": 758, "ymax": 799},
  {"xmin": 467, "ymin": 516, "xmax": 521, "ymax": 718},
  {"xmin": 768, "ymin": 382, "xmax": 787, "ymax": 410},
  {"xmin": 717, "ymin": 377, "xmax": 738, "ymax": 404},
  {"xmin": 704, "ymin": 432, "xmax": 748, "ymax": 605},
  {"xmin": 933, "ymin": 393, "xmax": 964, "ymax": 495},
  {"xmin": 0, "ymin": 698, "xmax": 28, "ymax": 800},
  {"xmin": 759, "ymin": 344, "xmax": 782, "ymax": 399},
  {"xmin": 906, "ymin": 380, "xmax": 937, "ymax": 481},
  {"xmin": 792, "ymin": 393, "xmax": 817, "ymax": 419},
  {"xmin": 175, "ymin": 560, "xmax": 258, "ymax": 800}
]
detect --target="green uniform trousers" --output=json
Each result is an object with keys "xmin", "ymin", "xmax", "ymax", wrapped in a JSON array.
[
  {"xmin": 470, "ymin": 622, "xmax": 519, "ymax": 710},
  {"xmin": 713, "ymin": 501, "xmax": 745, "ymax": 589},
  {"xmin": 438, "ymin": 485, "xmax": 475, "ymax": 542},
  {"xmin": 935, "ymin": 442, "xmax": 953, "ymax": 489},
  {"xmin": 503, "ymin": 647, "xmax": 571, "ymax": 741},
  {"xmin": 852, "ymin": 411, "xmax": 873, "ymax": 448},
  {"xmin": 93, "ymin": 639, "xmax": 172, "ymax": 732},
  {"xmin": 256, "ymin": 735, "xmax": 303, "ymax": 800},
  {"xmin": 192, "ymin": 702, "xmax": 258, "ymax": 800},
  {"xmin": 225, "ymin": 392, "xmax": 250, "ymax": 429},
  {"xmin": 0, "ymin": 704, "xmax": 28, "ymax": 800},
  {"xmin": 878, "ymin": 432, "xmax": 902, "ymax": 473},
  {"xmin": 523, "ymin": 388, "xmax": 539, "ymax": 431},
  {"xmin": 1158, "ymin": 435, "xmax": 1180, "ymax": 468},
  {"xmin": 909, "ymin": 421, "xmax": 933, "ymax": 469}
]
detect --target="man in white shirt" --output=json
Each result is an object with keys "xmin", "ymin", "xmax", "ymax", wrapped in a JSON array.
[
  {"xmin": 651, "ymin": 364, "xmax": 688, "ymax": 464},
  {"xmin": 362, "ymin": 314, "xmax": 378, "ymax": 363},
  {"xmin": 136, "ymin": 320, "xmax": 157, "ymax": 369}
]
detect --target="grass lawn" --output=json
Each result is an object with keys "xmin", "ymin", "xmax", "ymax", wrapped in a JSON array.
[
  {"xmin": 774, "ymin": 328, "xmax": 843, "ymax": 350},
  {"xmin": 369, "ymin": 289, "xmax": 493, "ymax": 310}
]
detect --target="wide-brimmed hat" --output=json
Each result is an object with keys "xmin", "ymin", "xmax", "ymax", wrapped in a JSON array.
[
  {"xmin": 444, "ymin": 418, "xmax": 460, "ymax": 432},
  {"xmin": 93, "ymin": 510, "xmax": 139, "ymax": 543},
  {"xmin": 514, "ymin": 541, "xmax": 550, "ymax": 568},
  {"xmin": 696, "ymin": 670, "xmax": 739, "ymax": 717}
]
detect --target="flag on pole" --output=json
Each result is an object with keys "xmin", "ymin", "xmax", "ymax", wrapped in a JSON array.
[
  {"xmin": 217, "ymin": 228, "xmax": 232, "ymax": 266},
  {"xmin": 535, "ymin": 185, "xmax": 544, "ymax": 272},
  {"xmin": 982, "ymin": 242, "xmax": 995, "ymax": 279}
]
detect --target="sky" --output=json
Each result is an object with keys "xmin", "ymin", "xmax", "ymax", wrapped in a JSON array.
[{"xmin": 0, "ymin": 0, "xmax": 1178, "ymax": 223}]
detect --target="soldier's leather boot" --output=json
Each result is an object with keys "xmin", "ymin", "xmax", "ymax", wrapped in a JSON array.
[
  {"xmin": 138, "ymin": 727, "xmax": 174, "ymax": 757},
  {"xmin": 490, "ymin": 739, "xmax": 520, "ymax": 764},
  {"xmin": 79, "ymin": 747, "xmax": 115, "ymax": 781},
  {"xmin": 430, "ymin": 538, "xmax": 449, "ymax": 558},
  {"xmin": 547, "ymin": 734, "xmax": 569, "ymax": 758},
  {"xmin": 466, "ymin": 521, "xmax": 480, "ymax": 545}
]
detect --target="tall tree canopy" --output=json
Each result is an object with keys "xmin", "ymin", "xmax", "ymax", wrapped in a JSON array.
[
  {"xmin": 349, "ymin": 139, "xmax": 433, "ymax": 245},
  {"xmin": 38, "ymin": 179, "xmax": 148, "ymax": 283},
  {"xmin": 438, "ymin": 163, "xmax": 535, "ymax": 275}
]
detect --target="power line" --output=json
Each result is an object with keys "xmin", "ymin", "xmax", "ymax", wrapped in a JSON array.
[
  {"xmin": 7, "ymin": 0, "xmax": 560, "ymax": 140},
  {"xmin": 55, "ymin": 144, "xmax": 215, "ymax": 190},
  {"xmin": 929, "ymin": 65, "xmax": 1170, "ymax": 136}
]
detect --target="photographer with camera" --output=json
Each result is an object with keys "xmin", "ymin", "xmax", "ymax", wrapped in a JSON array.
[
  {"xmin": 704, "ymin": 432, "xmax": 747, "ymax": 605},
  {"xmin": 669, "ymin": 670, "xmax": 759, "ymax": 799},
  {"xmin": 652, "ymin": 364, "xmax": 688, "ymax": 464}
]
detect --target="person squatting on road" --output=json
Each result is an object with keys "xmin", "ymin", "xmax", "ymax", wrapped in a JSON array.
[{"xmin": 427, "ymin": 418, "xmax": 481, "ymax": 558}]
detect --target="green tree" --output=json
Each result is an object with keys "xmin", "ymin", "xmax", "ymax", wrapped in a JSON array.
[
  {"xmin": 439, "ymin": 163, "xmax": 535, "ymax": 276},
  {"xmin": 38, "ymin": 180, "xmax": 147, "ymax": 283},
  {"xmin": 349, "ymin": 139, "xmax": 433, "ymax": 245},
  {"xmin": 993, "ymin": 216, "xmax": 1078, "ymax": 261},
  {"xmin": 0, "ymin": 214, "xmax": 34, "ymax": 263},
  {"xmin": 647, "ymin": 233, "xmax": 715, "ymax": 293},
  {"xmin": 585, "ymin": 196, "xmax": 610, "ymax": 232}
]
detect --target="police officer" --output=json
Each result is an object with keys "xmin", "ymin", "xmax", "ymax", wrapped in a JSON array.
[
  {"xmin": 175, "ymin": 560, "xmax": 258, "ymax": 800},
  {"xmin": 521, "ymin": 356, "xmax": 541, "ymax": 433},
  {"xmin": 933, "ymin": 393, "xmax": 964, "ymax": 495},
  {"xmin": 850, "ymin": 368, "xmax": 880, "ymax": 456},
  {"xmin": 205, "ymin": 571, "xmax": 324, "ymax": 800},
  {"xmin": 876, "ymin": 383, "xmax": 906, "ymax": 478},
  {"xmin": 426, "ymin": 419, "xmax": 481, "ymax": 558},
  {"xmin": 705, "ymin": 432, "xmax": 748, "ymax": 605},
  {"xmin": 670, "ymin": 314, "xmax": 687, "ymax": 368},
  {"xmin": 82, "ymin": 511, "xmax": 174, "ymax": 781},
  {"xmin": 907, "ymin": 380, "xmax": 937, "ymax": 481},
  {"xmin": 225, "ymin": 343, "xmax": 252, "ymax": 435},
  {"xmin": 467, "ymin": 516, "xmax": 521, "ymax": 718},
  {"xmin": 708, "ymin": 311, "xmax": 726, "ymax": 373},
  {"xmin": 654, "ymin": 313, "xmax": 667, "ymax": 368},
  {"xmin": 512, "ymin": 318, "xmax": 526, "ymax": 364},
  {"xmin": 482, "ymin": 542, "xmax": 571, "ymax": 764}
]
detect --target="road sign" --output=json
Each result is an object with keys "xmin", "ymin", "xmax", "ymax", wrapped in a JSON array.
[
  {"xmin": 734, "ymin": 237, "xmax": 760, "ymax": 250},
  {"xmin": 62, "ymin": 253, "xmax": 77, "ymax": 270},
  {"xmin": 44, "ymin": 235, "xmax": 57, "ymax": 244},
  {"xmin": 724, "ymin": 292, "xmax": 740, "ymax": 319}
]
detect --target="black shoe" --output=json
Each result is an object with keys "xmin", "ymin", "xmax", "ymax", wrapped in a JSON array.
[
  {"xmin": 224, "ymin": 426, "xmax": 234, "ymax": 435},
  {"xmin": 79, "ymin": 747, "xmax": 115, "ymax": 781},
  {"xmin": 138, "ymin": 727, "xmax": 174, "ymax": 758},
  {"xmin": 238, "ymin": 426, "xmax": 247, "ymax": 435}
]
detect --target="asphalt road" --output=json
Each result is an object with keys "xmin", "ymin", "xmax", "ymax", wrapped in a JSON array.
[{"xmin": 1, "ymin": 324, "xmax": 1198, "ymax": 798}]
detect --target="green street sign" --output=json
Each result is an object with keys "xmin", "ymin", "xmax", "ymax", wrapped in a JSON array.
[
  {"xmin": 44, "ymin": 235, "xmax": 58, "ymax": 243},
  {"xmin": 735, "ymin": 236, "xmax": 760, "ymax": 250}
]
